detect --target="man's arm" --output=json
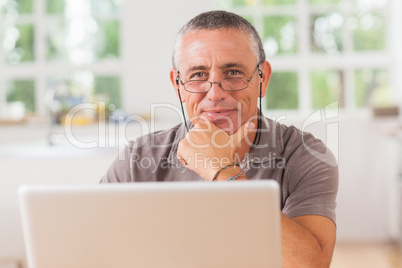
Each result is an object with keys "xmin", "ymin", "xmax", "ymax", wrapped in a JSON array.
[
  {"xmin": 281, "ymin": 214, "xmax": 336, "ymax": 268},
  {"xmin": 213, "ymin": 166, "xmax": 336, "ymax": 267},
  {"xmin": 213, "ymin": 164, "xmax": 336, "ymax": 267},
  {"xmin": 213, "ymin": 164, "xmax": 337, "ymax": 267}
]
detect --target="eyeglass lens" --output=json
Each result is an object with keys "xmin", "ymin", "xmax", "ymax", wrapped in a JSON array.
[{"xmin": 184, "ymin": 78, "xmax": 248, "ymax": 92}]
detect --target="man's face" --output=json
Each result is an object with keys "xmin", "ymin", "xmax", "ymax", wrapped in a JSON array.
[{"xmin": 171, "ymin": 29, "xmax": 270, "ymax": 135}]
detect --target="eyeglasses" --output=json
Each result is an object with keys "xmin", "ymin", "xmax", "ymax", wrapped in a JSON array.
[{"xmin": 177, "ymin": 65, "xmax": 260, "ymax": 93}]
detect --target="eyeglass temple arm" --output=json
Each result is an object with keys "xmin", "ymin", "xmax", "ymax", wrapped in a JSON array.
[{"xmin": 176, "ymin": 71, "xmax": 189, "ymax": 131}]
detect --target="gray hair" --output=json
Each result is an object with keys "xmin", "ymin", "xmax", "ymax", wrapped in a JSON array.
[{"xmin": 172, "ymin": 10, "xmax": 266, "ymax": 69}]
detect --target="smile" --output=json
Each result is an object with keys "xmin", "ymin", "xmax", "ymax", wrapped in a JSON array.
[{"xmin": 203, "ymin": 109, "xmax": 237, "ymax": 121}]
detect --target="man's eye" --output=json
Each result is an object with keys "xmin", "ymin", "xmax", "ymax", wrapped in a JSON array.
[
  {"xmin": 191, "ymin": 73, "xmax": 206, "ymax": 80},
  {"xmin": 228, "ymin": 70, "xmax": 241, "ymax": 76}
]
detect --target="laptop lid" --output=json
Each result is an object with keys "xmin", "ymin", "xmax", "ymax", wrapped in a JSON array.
[{"xmin": 19, "ymin": 180, "xmax": 281, "ymax": 268}]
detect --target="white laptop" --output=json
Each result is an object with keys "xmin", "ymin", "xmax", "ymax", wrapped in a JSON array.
[{"xmin": 19, "ymin": 180, "xmax": 281, "ymax": 268}]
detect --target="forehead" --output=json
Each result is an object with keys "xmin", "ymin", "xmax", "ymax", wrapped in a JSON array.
[{"xmin": 178, "ymin": 29, "xmax": 257, "ymax": 72}]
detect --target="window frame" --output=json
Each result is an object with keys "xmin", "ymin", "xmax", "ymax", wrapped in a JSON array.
[
  {"xmin": 222, "ymin": 0, "xmax": 398, "ymax": 118},
  {"xmin": 0, "ymin": 0, "xmax": 122, "ymax": 117}
]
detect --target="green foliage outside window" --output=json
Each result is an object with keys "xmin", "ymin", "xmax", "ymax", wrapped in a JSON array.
[
  {"xmin": 89, "ymin": 0, "xmax": 120, "ymax": 15},
  {"xmin": 311, "ymin": 70, "xmax": 343, "ymax": 109},
  {"xmin": 46, "ymin": 20, "xmax": 66, "ymax": 61},
  {"xmin": 94, "ymin": 76, "xmax": 121, "ymax": 109},
  {"xmin": 243, "ymin": 16, "xmax": 254, "ymax": 24},
  {"xmin": 353, "ymin": 11, "xmax": 386, "ymax": 51},
  {"xmin": 15, "ymin": 0, "xmax": 33, "ymax": 14},
  {"xmin": 46, "ymin": 0, "xmax": 65, "ymax": 14},
  {"xmin": 266, "ymin": 72, "xmax": 298, "ymax": 110},
  {"xmin": 232, "ymin": 0, "xmax": 256, "ymax": 6},
  {"xmin": 6, "ymin": 80, "xmax": 36, "ymax": 113},
  {"xmin": 96, "ymin": 19, "xmax": 120, "ymax": 59},
  {"xmin": 311, "ymin": 13, "xmax": 343, "ymax": 53},
  {"xmin": 355, "ymin": 69, "xmax": 390, "ymax": 108},
  {"xmin": 45, "ymin": 19, "xmax": 119, "ymax": 62},
  {"xmin": 5, "ymin": 23, "xmax": 35, "ymax": 64},
  {"xmin": 263, "ymin": 0, "xmax": 295, "ymax": 5},
  {"xmin": 15, "ymin": 24, "xmax": 35, "ymax": 61},
  {"xmin": 264, "ymin": 16, "xmax": 297, "ymax": 55}
]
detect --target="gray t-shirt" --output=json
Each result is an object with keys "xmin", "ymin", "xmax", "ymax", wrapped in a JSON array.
[{"xmin": 101, "ymin": 117, "xmax": 338, "ymax": 223}]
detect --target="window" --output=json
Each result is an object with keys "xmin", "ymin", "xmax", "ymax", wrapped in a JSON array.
[
  {"xmin": 218, "ymin": 0, "xmax": 394, "ymax": 115},
  {"xmin": 6, "ymin": 79, "xmax": 36, "ymax": 113},
  {"xmin": 0, "ymin": 0, "xmax": 122, "ymax": 122}
]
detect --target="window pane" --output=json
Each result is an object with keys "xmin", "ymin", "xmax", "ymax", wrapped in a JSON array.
[
  {"xmin": 94, "ymin": 76, "xmax": 121, "ymax": 109},
  {"xmin": 1, "ymin": 0, "xmax": 33, "ymax": 15},
  {"xmin": 263, "ymin": 0, "xmax": 296, "ymax": 5},
  {"xmin": 47, "ymin": 72, "xmax": 122, "ymax": 121},
  {"xmin": 311, "ymin": 70, "xmax": 344, "ymax": 108},
  {"xmin": 95, "ymin": 19, "xmax": 119, "ymax": 59},
  {"xmin": 355, "ymin": 69, "xmax": 390, "ymax": 107},
  {"xmin": 232, "ymin": 0, "xmax": 257, "ymax": 7},
  {"xmin": 352, "ymin": 11, "xmax": 386, "ymax": 51},
  {"xmin": 46, "ymin": 19, "xmax": 67, "ymax": 61},
  {"xmin": 15, "ymin": 0, "xmax": 33, "ymax": 14},
  {"xmin": 46, "ymin": 0, "xmax": 65, "ymax": 14},
  {"xmin": 89, "ymin": 0, "xmax": 120, "ymax": 15},
  {"xmin": 6, "ymin": 79, "xmax": 36, "ymax": 113},
  {"xmin": 46, "ymin": 18, "xmax": 119, "ymax": 63},
  {"xmin": 309, "ymin": 0, "xmax": 341, "ymax": 4},
  {"xmin": 266, "ymin": 72, "xmax": 298, "ymax": 110},
  {"xmin": 47, "ymin": 72, "xmax": 94, "ymax": 124},
  {"xmin": 356, "ymin": 0, "xmax": 389, "ymax": 9},
  {"xmin": 46, "ymin": 0, "xmax": 121, "ymax": 15},
  {"xmin": 263, "ymin": 16, "xmax": 297, "ymax": 56},
  {"xmin": 311, "ymin": 13, "xmax": 343, "ymax": 53},
  {"xmin": 4, "ymin": 23, "xmax": 35, "ymax": 64}
]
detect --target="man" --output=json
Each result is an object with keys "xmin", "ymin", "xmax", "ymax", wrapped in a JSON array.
[{"xmin": 102, "ymin": 10, "xmax": 338, "ymax": 267}]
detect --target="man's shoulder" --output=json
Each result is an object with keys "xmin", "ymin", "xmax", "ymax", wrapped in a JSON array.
[
  {"xmin": 270, "ymin": 119, "xmax": 337, "ymax": 168},
  {"xmin": 265, "ymin": 118, "xmax": 327, "ymax": 158},
  {"xmin": 264, "ymin": 118, "xmax": 313, "ymax": 145},
  {"xmin": 281, "ymin": 123, "xmax": 315, "ymax": 146}
]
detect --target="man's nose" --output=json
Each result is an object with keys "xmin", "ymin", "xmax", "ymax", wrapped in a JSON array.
[{"xmin": 206, "ymin": 81, "xmax": 228, "ymax": 102}]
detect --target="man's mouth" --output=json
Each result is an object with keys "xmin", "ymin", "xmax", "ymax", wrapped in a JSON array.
[{"xmin": 202, "ymin": 109, "xmax": 236, "ymax": 121}]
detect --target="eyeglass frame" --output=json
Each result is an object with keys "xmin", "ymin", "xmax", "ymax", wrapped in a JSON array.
[{"xmin": 176, "ymin": 64, "xmax": 262, "ymax": 93}]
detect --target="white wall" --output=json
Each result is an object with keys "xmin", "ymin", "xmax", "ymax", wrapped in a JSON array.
[{"xmin": 336, "ymin": 119, "xmax": 399, "ymax": 242}]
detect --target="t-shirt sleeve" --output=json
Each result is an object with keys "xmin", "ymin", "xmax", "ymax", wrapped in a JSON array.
[
  {"xmin": 100, "ymin": 143, "xmax": 133, "ymax": 183},
  {"xmin": 282, "ymin": 138, "xmax": 339, "ymax": 224}
]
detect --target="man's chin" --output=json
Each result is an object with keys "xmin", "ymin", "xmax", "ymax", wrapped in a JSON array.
[
  {"xmin": 212, "ymin": 121, "xmax": 238, "ymax": 135},
  {"xmin": 201, "ymin": 112, "xmax": 240, "ymax": 132}
]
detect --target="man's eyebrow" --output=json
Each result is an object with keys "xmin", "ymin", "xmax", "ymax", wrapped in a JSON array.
[
  {"xmin": 184, "ymin": 63, "xmax": 248, "ymax": 73},
  {"xmin": 184, "ymin": 65, "xmax": 209, "ymax": 73},
  {"xmin": 219, "ymin": 63, "xmax": 248, "ymax": 70}
]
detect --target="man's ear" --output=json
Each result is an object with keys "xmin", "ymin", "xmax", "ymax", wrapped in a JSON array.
[
  {"xmin": 259, "ymin": 61, "xmax": 272, "ymax": 98},
  {"xmin": 170, "ymin": 68, "xmax": 185, "ymax": 103}
]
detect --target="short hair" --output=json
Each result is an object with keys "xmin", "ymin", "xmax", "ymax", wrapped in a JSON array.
[{"xmin": 172, "ymin": 10, "xmax": 266, "ymax": 69}]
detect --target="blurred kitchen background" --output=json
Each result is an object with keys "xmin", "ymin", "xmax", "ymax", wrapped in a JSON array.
[{"xmin": 1, "ymin": 0, "xmax": 402, "ymax": 267}]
